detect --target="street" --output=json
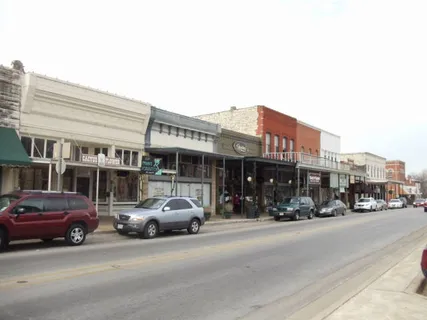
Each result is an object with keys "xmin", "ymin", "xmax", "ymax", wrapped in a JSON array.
[{"xmin": 1, "ymin": 208, "xmax": 427, "ymax": 320}]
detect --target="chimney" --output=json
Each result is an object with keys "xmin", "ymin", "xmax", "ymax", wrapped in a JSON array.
[{"xmin": 230, "ymin": 106, "xmax": 237, "ymax": 111}]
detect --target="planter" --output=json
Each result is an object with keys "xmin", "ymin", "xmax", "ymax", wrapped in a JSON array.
[
  {"xmin": 204, "ymin": 212, "xmax": 211, "ymax": 221},
  {"xmin": 223, "ymin": 212, "xmax": 232, "ymax": 219}
]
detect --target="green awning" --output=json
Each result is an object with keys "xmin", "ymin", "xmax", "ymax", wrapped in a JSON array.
[{"xmin": 0, "ymin": 127, "xmax": 32, "ymax": 166}]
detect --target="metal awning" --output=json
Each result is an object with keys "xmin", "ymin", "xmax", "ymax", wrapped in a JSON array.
[
  {"xmin": 0, "ymin": 127, "xmax": 32, "ymax": 166},
  {"xmin": 144, "ymin": 147, "xmax": 244, "ymax": 160}
]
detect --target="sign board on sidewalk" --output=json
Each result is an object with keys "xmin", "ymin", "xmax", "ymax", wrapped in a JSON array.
[{"xmin": 309, "ymin": 172, "xmax": 321, "ymax": 185}]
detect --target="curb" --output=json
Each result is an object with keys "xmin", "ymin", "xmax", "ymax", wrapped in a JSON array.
[{"xmin": 94, "ymin": 217, "xmax": 274, "ymax": 235}]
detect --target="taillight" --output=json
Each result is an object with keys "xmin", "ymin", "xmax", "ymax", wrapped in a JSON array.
[{"xmin": 421, "ymin": 249, "xmax": 427, "ymax": 277}]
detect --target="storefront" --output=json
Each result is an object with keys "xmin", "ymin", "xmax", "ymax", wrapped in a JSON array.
[{"xmin": 0, "ymin": 127, "xmax": 32, "ymax": 194}]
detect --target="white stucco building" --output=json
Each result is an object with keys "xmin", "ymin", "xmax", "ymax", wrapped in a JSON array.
[
  {"xmin": 320, "ymin": 130, "xmax": 341, "ymax": 163},
  {"xmin": 7, "ymin": 72, "xmax": 151, "ymax": 215},
  {"xmin": 341, "ymin": 152, "xmax": 387, "ymax": 199}
]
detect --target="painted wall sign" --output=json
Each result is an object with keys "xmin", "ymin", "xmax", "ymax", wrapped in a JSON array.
[
  {"xmin": 232, "ymin": 141, "xmax": 248, "ymax": 155},
  {"xmin": 309, "ymin": 172, "xmax": 321, "ymax": 185},
  {"xmin": 141, "ymin": 156, "xmax": 163, "ymax": 175}
]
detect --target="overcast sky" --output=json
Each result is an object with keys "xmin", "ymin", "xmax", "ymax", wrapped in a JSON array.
[{"xmin": 1, "ymin": 0, "xmax": 426, "ymax": 173}]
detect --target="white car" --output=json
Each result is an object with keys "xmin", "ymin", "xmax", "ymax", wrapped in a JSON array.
[
  {"xmin": 354, "ymin": 197, "xmax": 378, "ymax": 212},
  {"xmin": 388, "ymin": 199, "xmax": 403, "ymax": 209}
]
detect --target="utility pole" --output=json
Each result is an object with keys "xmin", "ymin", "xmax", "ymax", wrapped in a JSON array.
[{"xmin": 57, "ymin": 139, "xmax": 64, "ymax": 191}]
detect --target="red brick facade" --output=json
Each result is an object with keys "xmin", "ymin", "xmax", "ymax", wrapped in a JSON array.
[
  {"xmin": 257, "ymin": 106, "xmax": 297, "ymax": 154},
  {"xmin": 386, "ymin": 160, "xmax": 406, "ymax": 182},
  {"xmin": 296, "ymin": 122, "xmax": 321, "ymax": 156}
]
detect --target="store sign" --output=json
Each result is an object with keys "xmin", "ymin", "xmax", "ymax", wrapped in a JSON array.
[
  {"xmin": 339, "ymin": 175, "xmax": 347, "ymax": 187},
  {"xmin": 81, "ymin": 154, "xmax": 121, "ymax": 166},
  {"xmin": 309, "ymin": 173, "xmax": 321, "ymax": 185},
  {"xmin": 232, "ymin": 141, "xmax": 248, "ymax": 155},
  {"xmin": 141, "ymin": 156, "xmax": 163, "ymax": 175}
]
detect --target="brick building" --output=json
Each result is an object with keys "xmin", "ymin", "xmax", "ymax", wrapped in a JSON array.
[
  {"xmin": 296, "ymin": 121, "xmax": 321, "ymax": 156},
  {"xmin": 195, "ymin": 105, "xmax": 298, "ymax": 155},
  {"xmin": 385, "ymin": 160, "xmax": 406, "ymax": 201}
]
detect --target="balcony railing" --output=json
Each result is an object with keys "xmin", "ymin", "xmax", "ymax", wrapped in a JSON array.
[{"xmin": 263, "ymin": 152, "xmax": 365, "ymax": 174}]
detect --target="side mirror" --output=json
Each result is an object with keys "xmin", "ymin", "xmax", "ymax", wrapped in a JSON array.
[{"xmin": 163, "ymin": 206, "xmax": 171, "ymax": 212}]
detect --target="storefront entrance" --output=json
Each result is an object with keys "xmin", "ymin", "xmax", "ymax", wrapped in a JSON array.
[{"xmin": 77, "ymin": 177, "xmax": 90, "ymax": 198}]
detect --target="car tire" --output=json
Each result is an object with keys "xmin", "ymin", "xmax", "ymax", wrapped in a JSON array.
[
  {"xmin": 42, "ymin": 238, "xmax": 53, "ymax": 242},
  {"xmin": 293, "ymin": 211, "xmax": 300, "ymax": 221},
  {"xmin": 65, "ymin": 224, "xmax": 86, "ymax": 246},
  {"xmin": 142, "ymin": 221, "xmax": 158, "ymax": 239},
  {"xmin": 332, "ymin": 210, "xmax": 337, "ymax": 217},
  {"xmin": 0, "ymin": 228, "xmax": 7, "ymax": 251},
  {"xmin": 274, "ymin": 216, "xmax": 280, "ymax": 221},
  {"xmin": 187, "ymin": 218, "xmax": 201, "ymax": 235},
  {"xmin": 308, "ymin": 210, "xmax": 314, "ymax": 220},
  {"xmin": 370, "ymin": 206, "xmax": 373, "ymax": 212},
  {"xmin": 342, "ymin": 209, "xmax": 346, "ymax": 216}
]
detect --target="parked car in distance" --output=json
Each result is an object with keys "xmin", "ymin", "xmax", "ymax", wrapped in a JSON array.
[
  {"xmin": 421, "ymin": 246, "xmax": 427, "ymax": 278},
  {"xmin": 376, "ymin": 199, "xmax": 388, "ymax": 211},
  {"xmin": 270, "ymin": 196, "xmax": 315, "ymax": 221},
  {"xmin": 399, "ymin": 197, "xmax": 408, "ymax": 208},
  {"xmin": 113, "ymin": 196, "xmax": 205, "ymax": 239},
  {"xmin": 316, "ymin": 199, "xmax": 346, "ymax": 217},
  {"xmin": 0, "ymin": 190, "xmax": 99, "ymax": 251},
  {"xmin": 354, "ymin": 197, "xmax": 378, "ymax": 212},
  {"xmin": 413, "ymin": 199, "xmax": 426, "ymax": 208},
  {"xmin": 388, "ymin": 199, "xmax": 403, "ymax": 209}
]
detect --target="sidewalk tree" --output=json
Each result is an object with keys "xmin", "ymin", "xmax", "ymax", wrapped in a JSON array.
[{"xmin": 409, "ymin": 170, "xmax": 427, "ymax": 197}]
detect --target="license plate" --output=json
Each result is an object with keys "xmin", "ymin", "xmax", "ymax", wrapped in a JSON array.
[
  {"xmin": 117, "ymin": 224, "xmax": 123, "ymax": 229},
  {"xmin": 279, "ymin": 213, "xmax": 284, "ymax": 216}
]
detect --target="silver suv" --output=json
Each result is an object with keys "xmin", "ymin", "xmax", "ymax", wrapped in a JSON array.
[{"xmin": 113, "ymin": 196, "xmax": 205, "ymax": 239}]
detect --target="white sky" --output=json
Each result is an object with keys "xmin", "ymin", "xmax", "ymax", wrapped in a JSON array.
[{"xmin": 1, "ymin": 0, "xmax": 426, "ymax": 173}]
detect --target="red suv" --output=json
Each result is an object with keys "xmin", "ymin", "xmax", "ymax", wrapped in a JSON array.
[{"xmin": 0, "ymin": 190, "xmax": 99, "ymax": 251}]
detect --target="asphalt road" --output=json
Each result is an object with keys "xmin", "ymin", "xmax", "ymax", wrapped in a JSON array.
[{"xmin": 1, "ymin": 208, "xmax": 427, "ymax": 320}]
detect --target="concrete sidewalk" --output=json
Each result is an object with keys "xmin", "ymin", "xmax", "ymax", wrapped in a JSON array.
[
  {"xmin": 324, "ymin": 243, "xmax": 427, "ymax": 320},
  {"xmin": 95, "ymin": 214, "xmax": 274, "ymax": 234}
]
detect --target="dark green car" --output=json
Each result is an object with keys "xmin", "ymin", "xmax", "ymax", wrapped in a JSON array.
[{"xmin": 270, "ymin": 196, "xmax": 316, "ymax": 221}]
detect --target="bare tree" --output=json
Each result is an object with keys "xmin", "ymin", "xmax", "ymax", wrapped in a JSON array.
[{"xmin": 409, "ymin": 170, "xmax": 427, "ymax": 197}]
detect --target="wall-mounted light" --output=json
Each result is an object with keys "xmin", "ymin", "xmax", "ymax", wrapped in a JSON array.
[
  {"xmin": 288, "ymin": 180, "xmax": 292, "ymax": 184},
  {"xmin": 247, "ymin": 176, "xmax": 252, "ymax": 182},
  {"xmin": 269, "ymin": 178, "xmax": 274, "ymax": 184}
]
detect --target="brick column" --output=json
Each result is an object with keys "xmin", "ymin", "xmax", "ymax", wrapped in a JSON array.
[{"xmin": 211, "ymin": 160, "xmax": 217, "ymax": 215}]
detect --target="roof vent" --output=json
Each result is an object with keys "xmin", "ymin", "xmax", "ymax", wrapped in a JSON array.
[{"xmin": 230, "ymin": 106, "xmax": 237, "ymax": 111}]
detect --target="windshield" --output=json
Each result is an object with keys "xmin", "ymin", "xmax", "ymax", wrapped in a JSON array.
[
  {"xmin": 135, "ymin": 198, "xmax": 166, "ymax": 209},
  {"xmin": 281, "ymin": 197, "xmax": 300, "ymax": 204},
  {"xmin": 358, "ymin": 198, "xmax": 370, "ymax": 203},
  {"xmin": 390, "ymin": 199, "xmax": 400, "ymax": 203},
  {"xmin": 321, "ymin": 200, "xmax": 333, "ymax": 206},
  {"xmin": 0, "ymin": 194, "xmax": 20, "ymax": 212}
]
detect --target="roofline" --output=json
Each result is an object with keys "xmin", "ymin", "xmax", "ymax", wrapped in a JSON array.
[
  {"xmin": 26, "ymin": 72, "xmax": 152, "ymax": 106},
  {"xmin": 386, "ymin": 160, "xmax": 406, "ymax": 164},
  {"xmin": 341, "ymin": 152, "xmax": 387, "ymax": 160},
  {"xmin": 297, "ymin": 120, "xmax": 341, "ymax": 138},
  {"xmin": 194, "ymin": 106, "xmax": 257, "ymax": 118}
]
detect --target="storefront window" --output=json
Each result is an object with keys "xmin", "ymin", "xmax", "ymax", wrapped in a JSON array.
[
  {"xmin": 116, "ymin": 171, "xmax": 138, "ymax": 202},
  {"xmin": 19, "ymin": 167, "xmax": 49, "ymax": 190},
  {"xmin": 131, "ymin": 152, "xmax": 138, "ymax": 166},
  {"xmin": 21, "ymin": 137, "xmax": 32, "ymax": 156},
  {"xmin": 46, "ymin": 140, "xmax": 56, "ymax": 158}
]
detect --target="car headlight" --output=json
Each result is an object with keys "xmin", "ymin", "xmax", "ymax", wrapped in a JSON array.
[{"xmin": 129, "ymin": 216, "xmax": 145, "ymax": 222}]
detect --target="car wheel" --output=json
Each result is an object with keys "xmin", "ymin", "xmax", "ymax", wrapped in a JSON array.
[
  {"xmin": 332, "ymin": 210, "xmax": 337, "ymax": 217},
  {"xmin": 142, "ymin": 221, "xmax": 158, "ymax": 239},
  {"xmin": 308, "ymin": 210, "xmax": 314, "ymax": 220},
  {"xmin": 293, "ymin": 211, "xmax": 300, "ymax": 221},
  {"xmin": 370, "ymin": 206, "xmax": 373, "ymax": 212},
  {"xmin": 187, "ymin": 218, "xmax": 201, "ymax": 235},
  {"xmin": 41, "ymin": 238, "xmax": 53, "ymax": 242},
  {"xmin": 65, "ymin": 224, "xmax": 86, "ymax": 246},
  {"xmin": 274, "ymin": 216, "xmax": 280, "ymax": 221},
  {"xmin": 342, "ymin": 209, "xmax": 346, "ymax": 216},
  {"xmin": 0, "ymin": 228, "xmax": 7, "ymax": 251}
]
